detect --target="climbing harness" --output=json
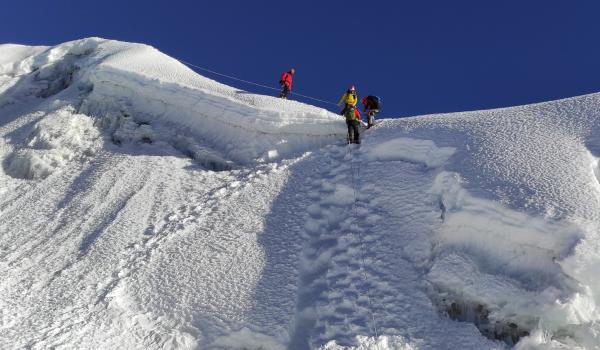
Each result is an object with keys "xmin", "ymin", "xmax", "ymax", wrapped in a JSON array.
[{"xmin": 175, "ymin": 58, "xmax": 339, "ymax": 107}]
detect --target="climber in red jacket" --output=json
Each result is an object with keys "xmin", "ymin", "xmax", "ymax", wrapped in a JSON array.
[{"xmin": 279, "ymin": 68, "xmax": 295, "ymax": 99}]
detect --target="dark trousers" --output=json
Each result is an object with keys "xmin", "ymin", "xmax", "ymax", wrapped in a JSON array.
[
  {"xmin": 279, "ymin": 84, "xmax": 290, "ymax": 99},
  {"xmin": 346, "ymin": 119, "xmax": 360, "ymax": 144}
]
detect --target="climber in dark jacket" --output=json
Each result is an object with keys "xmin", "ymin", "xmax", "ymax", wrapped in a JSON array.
[{"xmin": 361, "ymin": 95, "xmax": 382, "ymax": 129}]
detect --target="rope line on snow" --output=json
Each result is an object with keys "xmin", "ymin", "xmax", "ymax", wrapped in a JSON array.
[
  {"xmin": 175, "ymin": 58, "xmax": 340, "ymax": 107},
  {"xmin": 347, "ymin": 144, "xmax": 381, "ymax": 347}
]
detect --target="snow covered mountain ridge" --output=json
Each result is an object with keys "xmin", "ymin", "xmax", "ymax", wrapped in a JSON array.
[
  {"xmin": 1, "ymin": 38, "xmax": 600, "ymax": 349},
  {"xmin": 0, "ymin": 37, "xmax": 344, "ymax": 177}
]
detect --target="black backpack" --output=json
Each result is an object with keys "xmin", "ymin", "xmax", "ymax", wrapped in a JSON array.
[{"xmin": 370, "ymin": 95, "xmax": 382, "ymax": 110}]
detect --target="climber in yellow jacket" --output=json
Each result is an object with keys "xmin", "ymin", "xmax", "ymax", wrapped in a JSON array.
[
  {"xmin": 338, "ymin": 85, "xmax": 358, "ymax": 109},
  {"xmin": 338, "ymin": 85, "xmax": 361, "ymax": 144}
]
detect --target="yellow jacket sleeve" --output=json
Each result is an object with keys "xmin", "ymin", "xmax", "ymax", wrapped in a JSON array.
[
  {"xmin": 338, "ymin": 93, "xmax": 347, "ymax": 106},
  {"xmin": 338, "ymin": 93, "xmax": 358, "ymax": 106}
]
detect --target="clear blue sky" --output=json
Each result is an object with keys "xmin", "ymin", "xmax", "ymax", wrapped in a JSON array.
[{"xmin": 2, "ymin": 0, "xmax": 600, "ymax": 117}]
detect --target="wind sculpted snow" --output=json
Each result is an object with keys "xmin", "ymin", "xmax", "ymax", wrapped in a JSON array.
[{"xmin": 1, "ymin": 38, "xmax": 600, "ymax": 349}]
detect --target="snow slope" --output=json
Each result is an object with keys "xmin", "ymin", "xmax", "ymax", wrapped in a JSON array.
[{"xmin": 1, "ymin": 38, "xmax": 599, "ymax": 349}]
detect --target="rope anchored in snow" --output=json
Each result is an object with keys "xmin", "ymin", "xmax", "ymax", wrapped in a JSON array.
[{"xmin": 175, "ymin": 58, "xmax": 339, "ymax": 107}]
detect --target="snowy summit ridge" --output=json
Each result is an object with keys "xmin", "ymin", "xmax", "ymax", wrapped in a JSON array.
[
  {"xmin": 1, "ymin": 38, "xmax": 600, "ymax": 349},
  {"xmin": 1, "ymin": 37, "xmax": 344, "ymax": 176}
]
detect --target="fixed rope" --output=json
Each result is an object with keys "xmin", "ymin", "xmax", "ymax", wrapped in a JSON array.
[
  {"xmin": 175, "ymin": 58, "xmax": 339, "ymax": 107},
  {"xmin": 347, "ymin": 144, "xmax": 381, "ymax": 347}
]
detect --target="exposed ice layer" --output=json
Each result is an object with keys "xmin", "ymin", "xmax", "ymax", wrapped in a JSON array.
[
  {"xmin": 364, "ymin": 137, "xmax": 455, "ymax": 168},
  {"xmin": 76, "ymin": 39, "xmax": 346, "ymax": 165},
  {"xmin": 431, "ymin": 172, "xmax": 583, "ymax": 306},
  {"xmin": 82, "ymin": 65, "xmax": 344, "ymax": 164}
]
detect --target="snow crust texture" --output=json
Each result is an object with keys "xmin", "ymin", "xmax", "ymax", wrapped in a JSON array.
[{"xmin": 1, "ymin": 38, "xmax": 600, "ymax": 350}]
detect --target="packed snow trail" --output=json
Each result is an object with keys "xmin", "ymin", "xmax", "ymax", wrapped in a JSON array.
[
  {"xmin": 278, "ymin": 143, "xmax": 499, "ymax": 349},
  {"xmin": 1, "ymin": 38, "xmax": 600, "ymax": 349}
]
